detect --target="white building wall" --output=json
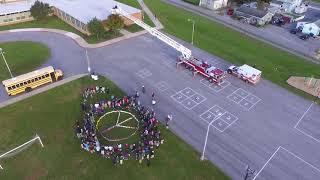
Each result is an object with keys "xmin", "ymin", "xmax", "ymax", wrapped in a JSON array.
[{"xmin": 0, "ymin": 11, "xmax": 33, "ymax": 26}]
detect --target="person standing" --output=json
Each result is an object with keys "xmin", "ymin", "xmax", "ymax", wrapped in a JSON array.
[{"xmin": 166, "ymin": 114, "xmax": 172, "ymax": 129}]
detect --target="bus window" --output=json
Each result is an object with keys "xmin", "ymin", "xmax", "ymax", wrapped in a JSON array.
[
  {"xmin": 42, "ymin": 75, "xmax": 46, "ymax": 78},
  {"xmin": 12, "ymin": 85, "xmax": 16, "ymax": 89},
  {"xmin": 24, "ymin": 82, "xmax": 27, "ymax": 85},
  {"xmin": 31, "ymin": 79, "xmax": 35, "ymax": 82},
  {"xmin": 45, "ymin": 74, "xmax": 49, "ymax": 77},
  {"xmin": 8, "ymin": 87, "xmax": 12, "ymax": 90},
  {"xmin": 20, "ymin": 83, "xmax": 23, "ymax": 86},
  {"xmin": 35, "ymin": 78, "xmax": 38, "ymax": 81},
  {"xmin": 16, "ymin": 84, "xmax": 20, "ymax": 87},
  {"xmin": 28, "ymin": 80, "xmax": 31, "ymax": 83}
]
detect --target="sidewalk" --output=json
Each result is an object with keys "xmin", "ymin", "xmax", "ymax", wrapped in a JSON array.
[
  {"xmin": 0, "ymin": 74, "xmax": 88, "ymax": 109},
  {"xmin": 138, "ymin": 0, "xmax": 164, "ymax": 29}
]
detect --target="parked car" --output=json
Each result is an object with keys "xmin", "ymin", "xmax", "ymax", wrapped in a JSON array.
[
  {"xmin": 300, "ymin": 34, "xmax": 311, "ymax": 40},
  {"xmin": 290, "ymin": 26, "xmax": 302, "ymax": 34},
  {"xmin": 227, "ymin": 8, "xmax": 234, "ymax": 16}
]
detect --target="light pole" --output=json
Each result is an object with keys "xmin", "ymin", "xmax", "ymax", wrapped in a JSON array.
[
  {"xmin": 0, "ymin": 48, "xmax": 13, "ymax": 78},
  {"xmin": 200, "ymin": 114, "xmax": 221, "ymax": 161},
  {"xmin": 188, "ymin": 18, "xmax": 195, "ymax": 45}
]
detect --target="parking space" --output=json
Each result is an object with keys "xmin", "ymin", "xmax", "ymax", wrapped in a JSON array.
[
  {"xmin": 227, "ymin": 88, "xmax": 261, "ymax": 110},
  {"xmin": 136, "ymin": 68, "xmax": 152, "ymax": 79},
  {"xmin": 171, "ymin": 87, "xmax": 206, "ymax": 110},
  {"xmin": 199, "ymin": 105, "xmax": 238, "ymax": 132},
  {"xmin": 200, "ymin": 78, "xmax": 231, "ymax": 92},
  {"xmin": 254, "ymin": 147, "xmax": 320, "ymax": 180}
]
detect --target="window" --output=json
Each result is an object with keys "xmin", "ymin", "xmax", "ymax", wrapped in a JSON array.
[
  {"xmin": 16, "ymin": 17, "xmax": 21, "ymax": 20},
  {"xmin": 45, "ymin": 74, "xmax": 49, "ymax": 77},
  {"xmin": 16, "ymin": 84, "xmax": 20, "ymax": 87},
  {"xmin": 42, "ymin": 75, "xmax": 46, "ymax": 78},
  {"xmin": 8, "ymin": 19, "xmax": 13, "ymax": 21},
  {"xmin": 31, "ymin": 79, "xmax": 35, "ymax": 82},
  {"xmin": 28, "ymin": 80, "xmax": 31, "ymax": 83},
  {"xmin": 21, "ymin": 16, "xmax": 25, "ymax": 19},
  {"xmin": 23, "ymin": 82, "xmax": 27, "ymax": 85},
  {"xmin": 19, "ymin": 83, "xmax": 23, "ymax": 86},
  {"xmin": 35, "ymin": 78, "xmax": 38, "ymax": 81},
  {"xmin": 3, "ymin": 19, "xmax": 8, "ymax": 22},
  {"xmin": 12, "ymin": 85, "xmax": 16, "ymax": 89},
  {"xmin": 8, "ymin": 87, "xmax": 12, "ymax": 90}
]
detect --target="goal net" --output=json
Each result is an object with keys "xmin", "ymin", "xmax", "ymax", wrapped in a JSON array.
[{"xmin": 0, "ymin": 134, "xmax": 44, "ymax": 170}]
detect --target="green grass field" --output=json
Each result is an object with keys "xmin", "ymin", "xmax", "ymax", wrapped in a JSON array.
[
  {"xmin": 0, "ymin": 41, "xmax": 50, "ymax": 81},
  {"xmin": 0, "ymin": 76, "xmax": 229, "ymax": 180},
  {"xmin": 0, "ymin": 17, "xmax": 122, "ymax": 44},
  {"xmin": 144, "ymin": 0, "xmax": 320, "ymax": 100}
]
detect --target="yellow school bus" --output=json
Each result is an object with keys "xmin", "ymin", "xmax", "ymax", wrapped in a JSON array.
[{"xmin": 1, "ymin": 66, "xmax": 63, "ymax": 96}]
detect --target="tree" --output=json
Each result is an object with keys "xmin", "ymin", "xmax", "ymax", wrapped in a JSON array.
[
  {"xmin": 87, "ymin": 17, "xmax": 105, "ymax": 40},
  {"xmin": 30, "ymin": 0, "xmax": 50, "ymax": 21},
  {"xmin": 105, "ymin": 14, "xmax": 124, "ymax": 34}
]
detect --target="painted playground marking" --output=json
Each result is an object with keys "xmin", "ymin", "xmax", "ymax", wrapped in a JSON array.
[
  {"xmin": 171, "ymin": 87, "xmax": 206, "ymax": 110},
  {"xmin": 253, "ymin": 146, "xmax": 320, "ymax": 180},
  {"xmin": 136, "ymin": 68, "xmax": 152, "ymax": 79},
  {"xmin": 200, "ymin": 105, "xmax": 238, "ymax": 132},
  {"xmin": 227, "ymin": 88, "xmax": 261, "ymax": 111}
]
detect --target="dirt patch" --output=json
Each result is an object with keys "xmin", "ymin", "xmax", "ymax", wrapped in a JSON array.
[{"xmin": 287, "ymin": 76, "xmax": 320, "ymax": 97}]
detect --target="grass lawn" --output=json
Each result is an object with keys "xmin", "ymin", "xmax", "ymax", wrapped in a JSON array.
[
  {"xmin": 0, "ymin": 41, "xmax": 50, "ymax": 81},
  {"xmin": 144, "ymin": 0, "xmax": 320, "ymax": 100},
  {"xmin": 0, "ymin": 17, "xmax": 122, "ymax": 44},
  {"xmin": 0, "ymin": 76, "xmax": 229, "ymax": 180},
  {"xmin": 183, "ymin": 0, "xmax": 200, "ymax": 5}
]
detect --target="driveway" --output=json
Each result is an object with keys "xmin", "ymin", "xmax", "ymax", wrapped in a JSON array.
[{"xmin": 1, "ymin": 31, "xmax": 320, "ymax": 180}]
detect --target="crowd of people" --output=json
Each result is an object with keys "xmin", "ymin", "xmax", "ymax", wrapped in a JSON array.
[{"xmin": 75, "ymin": 85, "xmax": 164, "ymax": 166}]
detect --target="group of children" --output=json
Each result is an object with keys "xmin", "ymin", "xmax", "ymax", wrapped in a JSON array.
[{"xmin": 76, "ymin": 85, "xmax": 164, "ymax": 166}]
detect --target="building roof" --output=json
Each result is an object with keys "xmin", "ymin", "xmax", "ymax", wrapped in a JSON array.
[
  {"xmin": 0, "ymin": 0, "xmax": 141, "ymax": 24},
  {"xmin": 236, "ymin": 6, "xmax": 269, "ymax": 18}
]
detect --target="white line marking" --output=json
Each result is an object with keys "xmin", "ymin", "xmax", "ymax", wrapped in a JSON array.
[
  {"xmin": 117, "ymin": 125, "xmax": 137, "ymax": 129},
  {"xmin": 295, "ymin": 127, "xmax": 320, "ymax": 143},
  {"xmin": 116, "ymin": 111, "xmax": 121, "ymax": 125},
  {"xmin": 117, "ymin": 117, "xmax": 133, "ymax": 126},
  {"xmin": 294, "ymin": 102, "xmax": 314, "ymax": 128},
  {"xmin": 281, "ymin": 147, "xmax": 320, "ymax": 173},
  {"xmin": 253, "ymin": 146, "xmax": 281, "ymax": 180}
]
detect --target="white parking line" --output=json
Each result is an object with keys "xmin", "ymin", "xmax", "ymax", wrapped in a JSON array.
[
  {"xmin": 294, "ymin": 102, "xmax": 314, "ymax": 128},
  {"xmin": 253, "ymin": 146, "xmax": 281, "ymax": 180},
  {"xmin": 253, "ymin": 146, "xmax": 320, "ymax": 180}
]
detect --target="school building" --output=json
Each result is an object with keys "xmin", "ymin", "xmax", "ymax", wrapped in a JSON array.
[{"xmin": 0, "ymin": 0, "xmax": 142, "ymax": 35}]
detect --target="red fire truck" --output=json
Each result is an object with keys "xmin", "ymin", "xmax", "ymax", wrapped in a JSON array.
[{"xmin": 177, "ymin": 56, "xmax": 226, "ymax": 84}]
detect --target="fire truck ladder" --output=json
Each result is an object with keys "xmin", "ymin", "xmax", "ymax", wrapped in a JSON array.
[{"xmin": 111, "ymin": 6, "xmax": 192, "ymax": 60}]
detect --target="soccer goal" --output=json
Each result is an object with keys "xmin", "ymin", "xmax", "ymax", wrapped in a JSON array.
[{"xmin": 0, "ymin": 134, "xmax": 44, "ymax": 170}]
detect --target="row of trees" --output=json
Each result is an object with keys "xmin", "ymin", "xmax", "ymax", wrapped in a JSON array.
[{"xmin": 88, "ymin": 15, "xmax": 124, "ymax": 40}]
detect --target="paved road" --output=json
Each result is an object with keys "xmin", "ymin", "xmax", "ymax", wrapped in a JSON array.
[
  {"xmin": 163, "ymin": 0, "xmax": 320, "ymax": 64},
  {"xmin": 1, "ymin": 31, "xmax": 320, "ymax": 180}
]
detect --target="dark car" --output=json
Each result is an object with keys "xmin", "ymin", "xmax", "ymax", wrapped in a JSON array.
[
  {"xmin": 290, "ymin": 28, "xmax": 298, "ymax": 34},
  {"xmin": 300, "ymin": 34, "xmax": 310, "ymax": 40}
]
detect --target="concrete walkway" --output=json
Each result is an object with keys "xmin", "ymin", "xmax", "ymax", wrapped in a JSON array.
[
  {"xmin": 0, "ymin": 74, "xmax": 88, "ymax": 109},
  {"xmin": 138, "ymin": 0, "xmax": 164, "ymax": 29},
  {"xmin": 0, "ymin": 28, "xmax": 148, "ymax": 49}
]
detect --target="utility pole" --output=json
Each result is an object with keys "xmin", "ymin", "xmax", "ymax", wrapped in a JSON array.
[
  {"xmin": 0, "ymin": 48, "xmax": 13, "ymax": 78},
  {"xmin": 244, "ymin": 165, "xmax": 256, "ymax": 180},
  {"xmin": 188, "ymin": 18, "xmax": 195, "ymax": 45}
]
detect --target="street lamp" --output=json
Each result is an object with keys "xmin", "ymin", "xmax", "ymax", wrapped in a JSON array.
[
  {"xmin": 0, "ymin": 48, "xmax": 13, "ymax": 78},
  {"xmin": 188, "ymin": 18, "xmax": 195, "ymax": 45}
]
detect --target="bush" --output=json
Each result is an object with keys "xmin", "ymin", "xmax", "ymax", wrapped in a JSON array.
[
  {"xmin": 104, "ymin": 14, "xmax": 124, "ymax": 34},
  {"xmin": 87, "ymin": 17, "xmax": 106, "ymax": 40}
]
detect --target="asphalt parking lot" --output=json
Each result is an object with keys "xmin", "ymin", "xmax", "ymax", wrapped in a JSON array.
[
  {"xmin": 89, "ymin": 34, "xmax": 320, "ymax": 179},
  {"xmin": 0, "ymin": 32, "xmax": 320, "ymax": 179}
]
